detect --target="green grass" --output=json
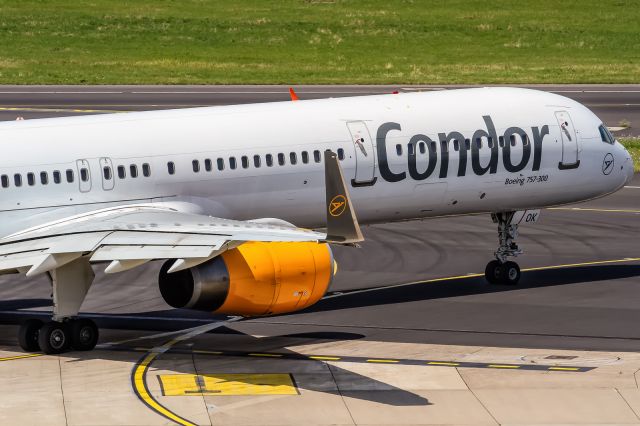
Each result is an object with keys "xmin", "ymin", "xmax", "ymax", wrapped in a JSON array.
[
  {"xmin": 621, "ymin": 138, "xmax": 640, "ymax": 172},
  {"xmin": 0, "ymin": 0, "xmax": 639, "ymax": 84}
]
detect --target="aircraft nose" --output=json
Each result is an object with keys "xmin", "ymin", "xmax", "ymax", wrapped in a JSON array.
[{"xmin": 622, "ymin": 146, "xmax": 634, "ymax": 184}]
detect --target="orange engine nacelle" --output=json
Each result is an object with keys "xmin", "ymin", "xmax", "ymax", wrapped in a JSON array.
[{"xmin": 158, "ymin": 242, "xmax": 335, "ymax": 316}]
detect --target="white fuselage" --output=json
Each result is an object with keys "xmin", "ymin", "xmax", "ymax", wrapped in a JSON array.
[{"xmin": 0, "ymin": 87, "xmax": 632, "ymax": 236}]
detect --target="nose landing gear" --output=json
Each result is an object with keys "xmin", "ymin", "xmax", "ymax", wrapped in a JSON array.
[{"xmin": 485, "ymin": 212, "xmax": 522, "ymax": 285}]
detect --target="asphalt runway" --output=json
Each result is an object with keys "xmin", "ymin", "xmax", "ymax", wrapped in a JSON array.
[
  {"xmin": 0, "ymin": 84, "xmax": 638, "ymax": 136},
  {"xmin": 0, "ymin": 86, "xmax": 639, "ymax": 354}
]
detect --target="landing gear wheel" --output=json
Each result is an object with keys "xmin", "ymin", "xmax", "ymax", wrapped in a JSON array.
[
  {"xmin": 484, "ymin": 260, "xmax": 502, "ymax": 284},
  {"xmin": 500, "ymin": 261, "xmax": 521, "ymax": 286},
  {"xmin": 18, "ymin": 319, "xmax": 43, "ymax": 352},
  {"xmin": 38, "ymin": 321, "xmax": 70, "ymax": 354},
  {"xmin": 70, "ymin": 319, "xmax": 99, "ymax": 351}
]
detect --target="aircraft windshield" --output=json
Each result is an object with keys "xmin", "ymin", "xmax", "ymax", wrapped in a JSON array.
[{"xmin": 599, "ymin": 124, "xmax": 615, "ymax": 144}]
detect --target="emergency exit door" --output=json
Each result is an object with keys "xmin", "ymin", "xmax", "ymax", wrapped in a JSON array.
[
  {"xmin": 75, "ymin": 159, "xmax": 92, "ymax": 193},
  {"xmin": 346, "ymin": 121, "xmax": 377, "ymax": 186},
  {"xmin": 556, "ymin": 111, "xmax": 580, "ymax": 169}
]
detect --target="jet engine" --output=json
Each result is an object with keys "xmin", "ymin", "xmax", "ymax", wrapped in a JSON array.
[{"xmin": 159, "ymin": 241, "xmax": 335, "ymax": 316}]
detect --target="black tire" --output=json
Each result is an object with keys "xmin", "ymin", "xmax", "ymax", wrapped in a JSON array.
[
  {"xmin": 18, "ymin": 319, "xmax": 43, "ymax": 352},
  {"xmin": 501, "ymin": 261, "xmax": 521, "ymax": 286},
  {"xmin": 70, "ymin": 319, "xmax": 99, "ymax": 351},
  {"xmin": 484, "ymin": 260, "xmax": 502, "ymax": 284},
  {"xmin": 38, "ymin": 322, "xmax": 70, "ymax": 354}
]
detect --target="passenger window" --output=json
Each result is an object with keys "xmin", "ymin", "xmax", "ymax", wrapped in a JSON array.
[
  {"xmin": 204, "ymin": 159, "xmax": 212, "ymax": 172},
  {"xmin": 488, "ymin": 137, "xmax": 494, "ymax": 149},
  {"xmin": 66, "ymin": 169, "xmax": 74, "ymax": 183},
  {"xmin": 419, "ymin": 142, "xmax": 426, "ymax": 154},
  {"xmin": 290, "ymin": 152, "xmax": 297, "ymax": 165},
  {"xmin": 103, "ymin": 167, "xmax": 112, "ymax": 180},
  {"xmin": 453, "ymin": 140, "xmax": 459, "ymax": 151},
  {"xmin": 192, "ymin": 160, "xmax": 200, "ymax": 173},
  {"xmin": 80, "ymin": 168, "xmax": 89, "ymax": 182},
  {"xmin": 465, "ymin": 139, "xmax": 470, "ymax": 150},
  {"xmin": 53, "ymin": 170, "xmax": 61, "ymax": 184},
  {"xmin": 229, "ymin": 157, "xmax": 237, "ymax": 169},
  {"xmin": 431, "ymin": 142, "xmax": 436, "ymax": 152},
  {"xmin": 142, "ymin": 163, "xmax": 151, "ymax": 177},
  {"xmin": 278, "ymin": 153, "xmax": 285, "ymax": 166},
  {"xmin": 118, "ymin": 165, "xmax": 126, "ymax": 179},
  {"xmin": 265, "ymin": 154, "xmax": 273, "ymax": 167},
  {"xmin": 499, "ymin": 136, "xmax": 505, "ymax": 148},
  {"xmin": 337, "ymin": 148, "xmax": 345, "ymax": 160},
  {"xmin": 27, "ymin": 172, "xmax": 35, "ymax": 186},
  {"xmin": 167, "ymin": 161, "xmax": 175, "ymax": 175},
  {"xmin": 408, "ymin": 143, "xmax": 415, "ymax": 156},
  {"xmin": 440, "ymin": 140, "xmax": 448, "ymax": 153},
  {"xmin": 241, "ymin": 156, "xmax": 249, "ymax": 169},
  {"xmin": 130, "ymin": 165, "xmax": 138, "ymax": 178},
  {"xmin": 302, "ymin": 151, "xmax": 309, "ymax": 164},
  {"xmin": 253, "ymin": 155, "xmax": 261, "ymax": 168},
  {"xmin": 217, "ymin": 158, "xmax": 224, "ymax": 171},
  {"xmin": 1, "ymin": 175, "xmax": 8, "ymax": 188},
  {"xmin": 510, "ymin": 135, "xmax": 516, "ymax": 147},
  {"xmin": 14, "ymin": 174, "xmax": 21, "ymax": 187},
  {"xmin": 313, "ymin": 150, "xmax": 321, "ymax": 163},
  {"xmin": 475, "ymin": 138, "xmax": 482, "ymax": 149}
]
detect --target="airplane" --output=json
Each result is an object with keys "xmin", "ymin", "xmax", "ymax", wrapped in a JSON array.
[{"xmin": 0, "ymin": 87, "xmax": 632, "ymax": 354}]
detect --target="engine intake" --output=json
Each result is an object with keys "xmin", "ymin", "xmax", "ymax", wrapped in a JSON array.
[{"xmin": 159, "ymin": 241, "xmax": 335, "ymax": 316}]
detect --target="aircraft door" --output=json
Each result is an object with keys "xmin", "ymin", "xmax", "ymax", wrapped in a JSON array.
[
  {"xmin": 346, "ymin": 121, "xmax": 377, "ymax": 186},
  {"xmin": 75, "ymin": 159, "xmax": 92, "ymax": 193},
  {"xmin": 100, "ymin": 157, "xmax": 115, "ymax": 190},
  {"xmin": 556, "ymin": 111, "xmax": 580, "ymax": 168}
]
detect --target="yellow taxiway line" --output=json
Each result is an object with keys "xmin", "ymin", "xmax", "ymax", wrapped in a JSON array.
[
  {"xmin": 549, "ymin": 207, "xmax": 640, "ymax": 213},
  {"xmin": 0, "ymin": 106, "xmax": 124, "ymax": 114},
  {"xmin": 131, "ymin": 319, "xmax": 240, "ymax": 426},
  {"xmin": 0, "ymin": 353, "xmax": 43, "ymax": 362}
]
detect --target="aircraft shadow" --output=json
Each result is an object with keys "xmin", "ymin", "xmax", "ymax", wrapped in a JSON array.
[
  {"xmin": 302, "ymin": 264, "xmax": 640, "ymax": 314},
  {"xmin": 0, "ymin": 326, "xmax": 430, "ymax": 407}
]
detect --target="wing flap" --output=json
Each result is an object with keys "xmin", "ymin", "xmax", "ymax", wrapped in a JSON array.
[{"xmin": 90, "ymin": 245, "xmax": 219, "ymax": 261}]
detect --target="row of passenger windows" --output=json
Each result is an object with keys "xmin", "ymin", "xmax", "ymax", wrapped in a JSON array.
[
  {"xmin": 1, "ymin": 169, "xmax": 78, "ymax": 188},
  {"xmin": 113, "ymin": 163, "xmax": 151, "ymax": 180},
  {"xmin": 0, "ymin": 148, "xmax": 347, "ymax": 189},
  {"xmin": 170, "ymin": 148, "xmax": 345, "ymax": 175},
  {"xmin": 1, "ymin": 162, "xmax": 151, "ymax": 189},
  {"xmin": 394, "ymin": 135, "xmax": 529, "ymax": 156}
]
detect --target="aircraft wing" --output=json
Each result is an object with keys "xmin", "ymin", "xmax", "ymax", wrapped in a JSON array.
[
  {"xmin": 0, "ymin": 150, "xmax": 362, "ymax": 278},
  {"xmin": 0, "ymin": 204, "xmax": 326, "ymax": 277}
]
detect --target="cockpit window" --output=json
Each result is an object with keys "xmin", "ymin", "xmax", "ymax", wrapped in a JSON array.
[{"xmin": 599, "ymin": 124, "xmax": 615, "ymax": 144}]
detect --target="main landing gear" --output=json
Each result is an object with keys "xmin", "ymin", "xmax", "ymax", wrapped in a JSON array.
[
  {"xmin": 485, "ymin": 212, "xmax": 522, "ymax": 286},
  {"xmin": 18, "ymin": 318, "xmax": 99, "ymax": 354},
  {"xmin": 17, "ymin": 257, "xmax": 99, "ymax": 354}
]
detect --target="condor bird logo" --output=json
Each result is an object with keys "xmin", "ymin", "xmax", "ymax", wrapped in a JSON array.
[
  {"xmin": 602, "ymin": 153, "xmax": 614, "ymax": 175},
  {"xmin": 329, "ymin": 195, "xmax": 347, "ymax": 217}
]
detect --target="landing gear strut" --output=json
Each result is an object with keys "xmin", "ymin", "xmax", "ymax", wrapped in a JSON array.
[
  {"xmin": 17, "ymin": 257, "xmax": 99, "ymax": 354},
  {"xmin": 485, "ymin": 212, "xmax": 522, "ymax": 285}
]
